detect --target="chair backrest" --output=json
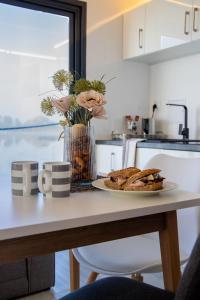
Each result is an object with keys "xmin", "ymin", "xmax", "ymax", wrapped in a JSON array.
[
  {"xmin": 175, "ymin": 233, "xmax": 200, "ymax": 300},
  {"xmin": 145, "ymin": 154, "xmax": 200, "ymax": 255}
]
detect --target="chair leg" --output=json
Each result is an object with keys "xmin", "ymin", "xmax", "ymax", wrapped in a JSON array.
[
  {"xmin": 131, "ymin": 273, "xmax": 143, "ymax": 282},
  {"xmin": 69, "ymin": 250, "xmax": 80, "ymax": 292},
  {"xmin": 87, "ymin": 272, "xmax": 99, "ymax": 284}
]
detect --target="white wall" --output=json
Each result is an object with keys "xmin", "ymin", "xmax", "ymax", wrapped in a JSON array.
[
  {"xmin": 149, "ymin": 54, "xmax": 200, "ymax": 139},
  {"xmin": 85, "ymin": 0, "xmax": 200, "ymax": 140},
  {"xmin": 85, "ymin": 0, "xmax": 150, "ymax": 139}
]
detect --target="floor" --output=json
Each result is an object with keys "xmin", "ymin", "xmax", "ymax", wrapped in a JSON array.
[{"xmin": 20, "ymin": 250, "xmax": 164, "ymax": 300}]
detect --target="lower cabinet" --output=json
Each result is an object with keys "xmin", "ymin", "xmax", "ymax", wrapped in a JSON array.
[
  {"xmin": 96, "ymin": 145, "xmax": 123, "ymax": 176},
  {"xmin": 96, "ymin": 144, "xmax": 200, "ymax": 176}
]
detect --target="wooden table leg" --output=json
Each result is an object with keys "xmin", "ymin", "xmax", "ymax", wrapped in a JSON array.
[
  {"xmin": 69, "ymin": 250, "xmax": 80, "ymax": 291},
  {"xmin": 159, "ymin": 211, "xmax": 181, "ymax": 293}
]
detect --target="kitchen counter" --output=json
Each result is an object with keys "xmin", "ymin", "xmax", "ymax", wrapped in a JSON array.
[
  {"xmin": 96, "ymin": 139, "xmax": 124, "ymax": 146},
  {"xmin": 96, "ymin": 140, "xmax": 200, "ymax": 152}
]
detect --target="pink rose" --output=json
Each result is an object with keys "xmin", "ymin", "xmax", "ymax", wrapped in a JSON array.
[
  {"xmin": 53, "ymin": 96, "xmax": 72, "ymax": 113},
  {"xmin": 91, "ymin": 106, "xmax": 107, "ymax": 119},
  {"xmin": 76, "ymin": 90, "xmax": 106, "ymax": 109}
]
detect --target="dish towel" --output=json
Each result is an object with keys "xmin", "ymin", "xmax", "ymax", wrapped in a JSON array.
[{"xmin": 123, "ymin": 138, "xmax": 144, "ymax": 168}]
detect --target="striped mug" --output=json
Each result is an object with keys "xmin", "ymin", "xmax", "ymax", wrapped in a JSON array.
[
  {"xmin": 38, "ymin": 162, "xmax": 71, "ymax": 199},
  {"xmin": 11, "ymin": 161, "xmax": 38, "ymax": 196}
]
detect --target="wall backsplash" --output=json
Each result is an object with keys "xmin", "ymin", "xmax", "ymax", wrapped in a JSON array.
[
  {"xmin": 86, "ymin": 0, "xmax": 200, "ymax": 140},
  {"xmin": 149, "ymin": 53, "xmax": 200, "ymax": 140},
  {"xmin": 86, "ymin": 0, "xmax": 150, "ymax": 139}
]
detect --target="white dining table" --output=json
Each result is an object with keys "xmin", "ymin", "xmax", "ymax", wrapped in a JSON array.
[{"xmin": 0, "ymin": 187, "xmax": 200, "ymax": 293}]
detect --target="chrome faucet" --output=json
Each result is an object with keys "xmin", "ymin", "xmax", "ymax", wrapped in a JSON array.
[{"xmin": 166, "ymin": 104, "xmax": 189, "ymax": 140}]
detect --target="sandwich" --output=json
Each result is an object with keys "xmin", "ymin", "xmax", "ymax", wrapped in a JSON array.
[
  {"xmin": 104, "ymin": 167, "xmax": 141, "ymax": 190},
  {"xmin": 124, "ymin": 169, "xmax": 164, "ymax": 191}
]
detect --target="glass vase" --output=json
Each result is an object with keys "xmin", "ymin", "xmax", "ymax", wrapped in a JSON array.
[{"xmin": 64, "ymin": 125, "xmax": 96, "ymax": 183}]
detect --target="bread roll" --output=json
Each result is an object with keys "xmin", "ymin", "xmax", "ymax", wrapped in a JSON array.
[
  {"xmin": 104, "ymin": 180, "xmax": 124, "ymax": 190},
  {"xmin": 108, "ymin": 167, "xmax": 140, "ymax": 178}
]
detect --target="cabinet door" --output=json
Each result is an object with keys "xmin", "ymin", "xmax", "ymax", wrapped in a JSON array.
[
  {"xmin": 96, "ymin": 145, "xmax": 123, "ymax": 176},
  {"xmin": 145, "ymin": 0, "xmax": 192, "ymax": 54},
  {"xmin": 192, "ymin": 1, "xmax": 200, "ymax": 40},
  {"xmin": 123, "ymin": 5, "xmax": 145, "ymax": 59}
]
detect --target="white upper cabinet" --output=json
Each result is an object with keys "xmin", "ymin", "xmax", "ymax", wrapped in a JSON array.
[
  {"xmin": 145, "ymin": 0, "xmax": 192, "ymax": 53},
  {"xmin": 192, "ymin": 0, "xmax": 200, "ymax": 40},
  {"xmin": 123, "ymin": 0, "xmax": 200, "ymax": 62},
  {"xmin": 123, "ymin": 5, "xmax": 145, "ymax": 59}
]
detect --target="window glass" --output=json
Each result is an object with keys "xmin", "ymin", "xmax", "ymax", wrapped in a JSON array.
[{"xmin": 0, "ymin": 3, "xmax": 69, "ymax": 185}]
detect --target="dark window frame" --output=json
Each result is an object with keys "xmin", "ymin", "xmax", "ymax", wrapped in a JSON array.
[{"xmin": 0, "ymin": 0, "xmax": 87, "ymax": 77}]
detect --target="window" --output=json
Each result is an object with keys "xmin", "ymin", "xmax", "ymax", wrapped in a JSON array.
[{"xmin": 0, "ymin": 0, "xmax": 86, "ymax": 185}]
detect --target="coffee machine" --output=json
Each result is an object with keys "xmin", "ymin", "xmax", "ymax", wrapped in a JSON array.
[
  {"xmin": 125, "ymin": 115, "xmax": 156, "ymax": 136},
  {"xmin": 125, "ymin": 115, "xmax": 143, "ymax": 136}
]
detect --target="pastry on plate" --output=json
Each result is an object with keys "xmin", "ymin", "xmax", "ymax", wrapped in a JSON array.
[
  {"xmin": 108, "ymin": 167, "xmax": 141, "ymax": 178},
  {"xmin": 105, "ymin": 167, "xmax": 141, "ymax": 190},
  {"xmin": 124, "ymin": 169, "xmax": 165, "ymax": 191},
  {"xmin": 104, "ymin": 179, "xmax": 124, "ymax": 190}
]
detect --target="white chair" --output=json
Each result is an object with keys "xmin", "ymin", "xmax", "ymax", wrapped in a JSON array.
[{"xmin": 72, "ymin": 154, "xmax": 200, "ymax": 286}]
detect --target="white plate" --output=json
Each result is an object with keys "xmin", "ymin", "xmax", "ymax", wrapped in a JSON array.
[{"xmin": 92, "ymin": 178, "xmax": 177, "ymax": 196}]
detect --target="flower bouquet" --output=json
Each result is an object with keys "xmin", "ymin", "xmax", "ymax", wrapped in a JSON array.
[{"xmin": 41, "ymin": 70, "xmax": 108, "ymax": 182}]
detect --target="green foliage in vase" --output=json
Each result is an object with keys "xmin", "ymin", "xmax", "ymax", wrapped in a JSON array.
[
  {"xmin": 73, "ymin": 79, "xmax": 91, "ymax": 95},
  {"xmin": 65, "ymin": 106, "xmax": 92, "ymax": 126},
  {"xmin": 90, "ymin": 80, "xmax": 106, "ymax": 95},
  {"xmin": 40, "ymin": 97, "xmax": 55, "ymax": 116},
  {"xmin": 52, "ymin": 69, "xmax": 74, "ymax": 91},
  {"xmin": 73, "ymin": 79, "xmax": 106, "ymax": 95},
  {"xmin": 40, "ymin": 69, "xmax": 109, "ymax": 126}
]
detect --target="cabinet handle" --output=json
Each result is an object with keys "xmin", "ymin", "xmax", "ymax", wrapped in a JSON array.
[
  {"xmin": 138, "ymin": 28, "xmax": 143, "ymax": 49},
  {"xmin": 193, "ymin": 7, "xmax": 199, "ymax": 32},
  {"xmin": 184, "ymin": 11, "xmax": 190, "ymax": 35},
  {"xmin": 110, "ymin": 152, "xmax": 115, "ymax": 172}
]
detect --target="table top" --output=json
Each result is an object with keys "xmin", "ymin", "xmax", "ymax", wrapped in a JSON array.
[{"xmin": 0, "ymin": 188, "xmax": 200, "ymax": 240}]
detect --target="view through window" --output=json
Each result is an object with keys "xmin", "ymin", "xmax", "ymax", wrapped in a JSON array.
[{"xmin": 0, "ymin": 2, "xmax": 70, "ymax": 186}]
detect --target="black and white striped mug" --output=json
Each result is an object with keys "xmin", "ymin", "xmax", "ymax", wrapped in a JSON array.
[
  {"xmin": 38, "ymin": 162, "xmax": 71, "ymax": 199},
  {"xmin": 11, "ymin": 161, "xmax": 39, "ymax": 196}
]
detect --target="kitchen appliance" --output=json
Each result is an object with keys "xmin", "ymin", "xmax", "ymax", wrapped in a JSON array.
[
  {"xmin": 125, "ymin": 115, "xmax": 143, "ymax": 135},
  {"xmin": 111, "ymin": 130, "xmax": 122, "ymax": 140},
  {"xmin": 142, "ymin": 118, "xmax": 155, "ymax": 135},
  {"xmin": 142, "ymin": 104, "xmax": 158, "ymax": 136}
]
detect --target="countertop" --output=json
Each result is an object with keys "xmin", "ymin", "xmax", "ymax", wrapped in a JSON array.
[
  {"xmin": 96, "ymin": 140, "xmax": 200, "ymax": 152},
  {"xmin": 96, "ymin": 139, "xmax": 124, "ymax": 146}
]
